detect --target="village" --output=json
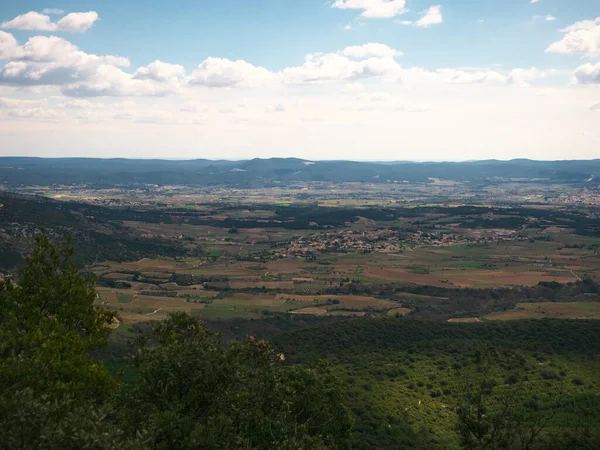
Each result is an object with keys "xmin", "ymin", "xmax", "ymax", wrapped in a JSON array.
[{"xmin": 271, "ymin": 228, "xmax": 528, "ymax": 259}]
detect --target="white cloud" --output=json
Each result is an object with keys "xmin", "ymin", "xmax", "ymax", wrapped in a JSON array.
[
  {"xmin": 265, "ymin": 103, "xmax": 285, "ymax": 113},
  {"xmin": 61, "ymin": 64, "xmax": 179, "ymax": 97},
  {"xmin": 42, "ymin": 9, "xmax": 64, "ymax": 15},
  {"xmin": 546, "ymin": 17, "xmax": 600, "ymax": 57},
  {"xmin": 1, "ymin": 11, "xmax": 99, "ymax": 33},
  {"xmin": 11, "ymin": 35, "xmax": 79, "ymax": 61},
  {"xmin": 133, "ymin": 60, "xmax": 185, "ymax": 82},
  {"xmin": 507, "ymin": 67, "xmax": 547, "ymax": 86},
  {"xmin": 339, "ymin": 43, "xmax": 402, "ymax": 58},
  {"xmin": 436, "ymin": 68, "xmax": 507, "ymax": 84},
  {"xmin": 1, "ymin": 12, "xmax": 55, "ymax": 31},
  {"xmin": 282, "ymin": 52, "xmax": 402, "ymax": 85},
  {"xmin": 104, "ymin": 56, "xmax": 131, "ymax": 68},
  {"xmin": 331, "ymin": 0, "xmax": 407, "ymax": 19},
  {"xmin": 57, "ymin": 99, "xmax": 97, "ymax": 108},
  {"xmin": 532, "ymin": 14, "xmax": 556, "ymax": 22},
  {"xmin": 344, "ymin": 24, "xmax": 353, "ymax": 31},
  {"xmin": 574, "ymin": 61, "xmax": 600, "ymax": 84},
  {"xmin": 530, "ymin": 0, "xmax": 542, "ymax": 3},
  {"xmin": 342, "ymin": 82, "xmax": 365, "ymax": 92},
  {"xmin": 188, "ymin": 57, "xmax": 278, "ymax": 87},
  {"xmin": 0, "ymin": 31, "xmax": 19, "ymax": 59},
  {"xmin": 183, "ymin": 51, "xmax": 537, "ymax": 89},
  {"xmin": 589, "ymin": 102, "xmax": 600, "ymax": 111},
  {"xmin": 415, "ymin": 5, "xmax": 443, "ymax": 28},
  {"xmin": 55, "ymin": 12, "xmax": 99, "ymax": 32},
  {"xmin": 0, "ymin": 33, "xmax": 179, "ymax": 97},
  {"xmin": 0, "ymin": 96, "xmax": 47, "ymax": 108}
]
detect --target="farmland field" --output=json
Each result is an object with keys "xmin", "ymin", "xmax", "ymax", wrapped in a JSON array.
[
  {"xmin": 64, "ymin": 192, "xmax": 600, "ymax": 327},
  {"xmin": 486, "ymin": 302, "xmax": 600, "ymax": 320}
]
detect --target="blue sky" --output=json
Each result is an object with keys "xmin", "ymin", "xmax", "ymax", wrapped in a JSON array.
[
  {"xmin": 0, "ymin": 1, "xmax": 599, "ymax": 160},
  {"xmin": 3, "ymin": 0, "xmax": 597, "ymax": 70}
]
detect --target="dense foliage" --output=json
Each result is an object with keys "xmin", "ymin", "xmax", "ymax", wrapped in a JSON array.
[{"xmin": 269, "ymin": 318, "xmax": 600, "ymax": 449}]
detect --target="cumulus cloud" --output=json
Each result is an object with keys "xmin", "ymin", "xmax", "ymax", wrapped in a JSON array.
[
  {"xmin": 188, "ymin": 57, "xmax": 278, "ymax": 87},
  {"xmin": 184, "ymin": 50, "xmax": 530, "ymax": 89},
  {"xmin": 331, "ymin": 0, "xmax": 407, "ymax": 19},
  {"xmin": 545, "ymin": 15, "xmax": 556, "ymax": 22},
  {"xmin": 1, "ymin": 30, "xmax": 550, "ymax": 101},
  {"xmin": 339, "ymin": 43, "xmax": 402, "ymax": 58},
  {"xmin": 133, "ymin": 60, "xmax": 185, "ymax": 82},
  {"xmin": 0, "ymin": 31, "xmax": 19, "ymax": 59},
  {"xmin": 1, "ymin": 11, "xmax": 99, "ymax": 33},
  {"xmin": 0, "ymin": 33, "xmax": 179, "ymax": 97},
  {"xmin": 415, "ymin": 5, "xmax": 443, "ymax": 28},
  {"xmin": 1, "ymin": 12, "xmax": 55, "ymax": 31},
  {"xmin": 546, "ymin": 17, "xmax": 600, "ymax": 57},
  {"xmin": 61, "ymin": 64, "xmax": 179, "ymax": 97},
  {"xmin": 282, "ymin": 52, "xmax": 402, "ymax": 85},
  {"xmin": 574, "ymin": 61, "xmax": 600, "ymax": 84},
  {"xmin": 55, "ymin": 12, "xmax": 99, "ymax": 32},
  {"xmin": 104, "ymin": 56, "xmax": 131, "ymax": 67}
]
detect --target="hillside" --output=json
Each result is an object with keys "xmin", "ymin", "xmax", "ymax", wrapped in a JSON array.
[
  {"xmin": 1, "ymin": 157, "xmax": 600, "ymax": 187},
  {"xmin": 0, "ymin": 193, "xmax": 191, "ymax": 270}
]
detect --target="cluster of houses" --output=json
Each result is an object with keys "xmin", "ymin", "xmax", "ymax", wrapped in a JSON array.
[{"xmin": 272, "ymin": 228, "xmax": 525, "ymax": 258}]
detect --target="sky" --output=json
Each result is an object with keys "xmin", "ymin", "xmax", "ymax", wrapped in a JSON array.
[{"xmin": 0, "ymin": 0, "xmax": 599, "ymax": 161}]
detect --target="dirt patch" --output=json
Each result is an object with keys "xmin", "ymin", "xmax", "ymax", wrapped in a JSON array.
[{"xmin": 291, "ymin": 307, "xmax": 328, "ymax": 315}]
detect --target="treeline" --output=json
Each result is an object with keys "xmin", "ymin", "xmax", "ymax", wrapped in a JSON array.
[
  {"xmin": 271, "ymin": 318, "xmax": 600, "ymax": 363},
  {"xmin": 324, "ymin": 278, "xmax": 600, "ymax": 320}
]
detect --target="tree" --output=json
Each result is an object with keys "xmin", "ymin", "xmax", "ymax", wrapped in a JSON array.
[
  {"xmin": 5, "ymin": 233, "xmax": 114, "ymax": 345},
  {"xmin": 455, "ymin": 348, "xmax": 562, "ymax": 450},
  {"xmin": 117, "ymin": 312, "xmax": 352, "ymax": 449},
  {"xmin": 0, "ymin": 234, "xmax": 120, "ymax": 449}
]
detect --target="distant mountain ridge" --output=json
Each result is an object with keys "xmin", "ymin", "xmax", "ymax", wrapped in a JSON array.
[{"xmin": 1, "ymin": 157, "xmax": 599, "ymax": 187}]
